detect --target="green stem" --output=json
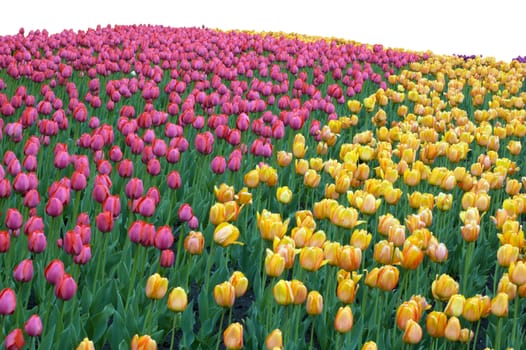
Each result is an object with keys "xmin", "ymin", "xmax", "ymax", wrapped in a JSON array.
[
  {"xmin": 144, "ymin": 301, "xmax": 155, "ymax": 334},
  {"xmin": 471, "ymin": 320, "xmax": 480, "ymax": 350},
  {"xmin": 125, "ymin": 245, "xmax": 141, "ymax": 313},
  {"xmin": 492, "ymin": 262, "xmax": 500, "ymax": 295},
  {"xmin": 375, "ymin": 290, "xmax": 383, "ymax": 343},
  {"xmin": 215, "ymin": 310, "xmax": 226, "ymax": 350},
  {"xmin": 462, "ymin": 242, "xmax": 474, "ymax": 294},
  {"xmin": 494, "ymin": 317, "xmax": 503, "ymax": 350},
  {"xmin": 169, "ymin": 312, "xmax": 179, "ymax": 350},
  {"xmin": 511, "ymin": 295, "xmax": 520, "ymax": 347},
  {"xmin": 309, "ymin": 317, "xmax": 315, "ymax": 349}
]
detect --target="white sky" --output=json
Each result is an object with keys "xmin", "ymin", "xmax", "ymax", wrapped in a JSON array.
[{"xmin": 0, "ymin": 0, "xmax": 523, "ymax": 62}]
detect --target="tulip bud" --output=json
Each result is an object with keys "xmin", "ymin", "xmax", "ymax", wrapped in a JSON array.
[
  {"xmin": 402, "ymin": 319, "xmax": 422, "ymax": 344},
  {"xmin": 361, "ymin": 341, "xmax": 377, "ymax": 350},
  {"xmin": 54, "ymin": 273, "xmax": 77, "ymax": 301},
  {"xmin": 426, "ymin": 311, "xmax": 447, "ymax": 338},
  {"xmin": 223, "ymin": 322, "xmax": 243, "ymax": 350},
  {"xmin": 273, "ymin": 280, "xmax": 294, "ymax": 305},
  {"xmin": 167, "ymin": 287, "xmax": 188, "ymax": 312},
  {"xmin": 13, "ymin": 258, "xmax": 34, "ymax": 282},
  {"xmin": 214, "ymin": 281, "xmax": 236, "ymax": 308},
  {"xmin": 24, "ymin": 314, "xmax": 43, "ymax": 337},
  {"xmin": 184, "ymin": 231, "xmax": 204, "ymax": 255},
  {"xmin": 291, "ymin": 279, "xmax": 307, "ymax": 304},
  {"xmin": 509, "ymin": 261, "xmax": 526, "ymax": 285},
  {"xmin": 490, "ymin": 292, "xmax": 509, "ymax": 317},
  {"xmin": 145, "ymin": 273, "xmax": 168, "ymax": 300},
  {"xmin": 334, "ymin": 306, "xmax": 354, "ymax": 333},
  {"xmin": 214, "ymin": 223, "xmax": 242, "ymax": 247},
  {"xmin": 4, "ymin": 328, "xmax": 25, "ymax": 350},
  {"xmin": 377, "ymin": 265, "xmax": 399, "ymax": 291},
  {"xmin": 276, "ymin": 186, "xmax": 292, "ymax": 204},
  {"xmin": 44, "ymin": 259, "xmax": 65, "ymax": 285},
  {"xmin": 76, "ymin": 337, "xmax": 95, "ymax": 350},
  {"xmin": 306, "ymin": 291, "xmax": 323, "ymax": 315},
  {"xmin": 0, "ymin": 288, "xmax": 16, "ymax": 315},
  {"xmin": 131, "ymin": 334, "xmax": 157, "ymax": 350},
  {"xmin": 431, "ymin": 274, "xmax": 459, "ymax": 301},
  {"xmin": 265, "ymin": 329, "xmax": 283, "ymax": 350},
  {"xmin": 229, "ymin": 271, "xmax": 249, "ymax": 297}
]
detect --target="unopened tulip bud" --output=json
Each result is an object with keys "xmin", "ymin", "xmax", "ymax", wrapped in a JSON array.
[
  {"xmin": 131, "ymin": 334, "xmax": 157, "ymax": 350},
  {"xmin": 229, "ymin": 271, "xmax": 249, "ymax": 297},
  {"xmin": 265, "ymin": 329, "xmax": 283, "ymax": 349},
  {"xmin": 402, "ymin": 319, "xmax": 422, "ymax": 344},
  {"xmin": 334, "ymin": 306, "xmax": 354, "ymax": 333},
  {"xmin": 306, "ymin": 290, "xmax": 323, "ymax": 315},
  {"xmin": 24, "ymin": 314, "xmax": 43, "ymax": 337},
  {"xmin": 214, "ymin": 281, "xmax": 235, "ymax": 308},
  {"xmin": 145, "ymin": 273, "xmax": 168, "ymax": 300},
  {"xmin": 76, "ymin": 337, "xmax": 95, "ymax": 350},
  {"xmin": 167, "ymin": 287, "xmax": 188, "ymax": 312},
  {"xmin": 223, "ymin": 322, "xmax": 243, "ymax": 350}
]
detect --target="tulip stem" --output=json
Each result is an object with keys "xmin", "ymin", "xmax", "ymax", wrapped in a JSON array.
[
  {"xmin": 144, "ymin": 301, "xmax": 154, "ymax": 335},
  {"xmin": 375, "ymin": 290, "xmax": 383, "ymax": 343},
  {"xmin": 494, "ymin": 317, "xmax": 503, "ymax": 350},
  {"xmin": 511, "ymin": 295, "xmax": 520, "ymax": 347},
  {"xmin": 125, "ymin": 245, "xmax": 141, "ymax": 313},
  {"xmin": 492, "ymin": 262, "xmax": 499, "ymax": 295},
  {"xmin": 462, "ymin": 242, "xmax": 474, "ymax": 294},
  {"xmin": 471, "ymin": 320, "xmax": 480, "ymax": 350},
  {"xmin": 215, "ymin": 309, "xmax": 225, "ymax": 350},
  {"xmin": 169, "ymin": 312, "xmax": 179, "ymax": 350},
  {"xmin": 309, "ymin": 317, "xmax": 315, "ymax": 349}
]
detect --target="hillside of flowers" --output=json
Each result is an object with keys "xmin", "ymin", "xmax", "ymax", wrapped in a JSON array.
[{"xmin": 0, "ymin": 25, "xmax": 525, "ymax": 349}]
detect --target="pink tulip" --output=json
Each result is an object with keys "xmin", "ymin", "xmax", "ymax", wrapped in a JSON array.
[
  {"xmin": 211, "ymin": 156, "xmax": 227, "ymax": 174},
  {"xmin": 74, "ymin": 244, "xmax": 92, "ymax": 265},
  {"xmin": 0, "ymin": 178, "xmax": 12, "ymax": 197},
  {"xmin": 178, "ymin": 204, "xmax": 193, "ymax": 222},
  {"xmin": 54, "ymin": 273, "xmax": 77, "ymax": 301},
  {"xmin": 28, "ymin": 230, "xmax": 47, "ymax": 253},
  {"xmin": 96, "ymin": 211, "xmax": 114, "ymax": 233},
  {"xmin": 155, "ymin": 226, "xmax": 174, "ymax": 250},
  {"xmin": 24, "ymin": 314, "xmax": 43, "ymax": 337},
  {"xmin": 24, "ymin": 216, "xmax": 44, "ymax": 235},
  {"xmin": 6, "ymin": 208, "xmax": 23, "ymax": 231},
  {"xmin": 45, "ymin": 197, "xmax": 64, "ymax": 217},
  {"xmin": 64, "ymin": 230, "xmax": 82, "ymax": 255},
  {"xmin": 146, "ymin": 158, "xmax": 161, "ymax": 176},
  {"xmin": 167, "ymin": 171, "xmax": 181, "ymax": 189},
  {"xmin": 13, "ymin": 259, "xmax": 34, "ymax": 282},
  {"xmin": 103, "ymin": 195, "xmax": 121, "ymax": 217},
  {"xmin": 125, "ymin": 178, "xmax": 143, "ymax": 199},
  {"xmin": 45, "ymin": 259, "xmax": 65, "ymax": 285},
  {"xmin": 0, "ymin": 288, "xmax": 16, "ymax": 315},
  {"xmin": 135, "ymin": 197, "xmax": 156, "ymax": 217}
]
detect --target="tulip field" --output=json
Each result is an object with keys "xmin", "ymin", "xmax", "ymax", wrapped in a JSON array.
[{"xmin": 1, "ymin": 25, "xmax": 526, "ymax": 349}]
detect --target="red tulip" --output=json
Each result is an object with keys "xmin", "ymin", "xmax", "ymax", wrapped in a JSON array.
[
  {"xmin": 54, "ymin": 273, "xmax": 77, "ymax": 301},
  {"xmin": 70, "ymin": 171, "xmax": 87, "ymax": 191},
  {"xmin": 195, "ymin": 131, "xmax": 214, "ymax": 155},
  {"xmin": 96, "ymin": 211, "xmax": 114, "ymax": 233},
  {"xmin": 0, "ymin": 230, "xmax": 10, "ymax": 252},
  {"xmin": 160, "ymin": 249, "xmax": 175, "ymax": 267},
  {"xmin": 64, "ymin": 230, "xmax": 83, "ymax": 255},
  {"xmin": 73, "ymin": 244, "xmax": 92, "ymax": 265},
  {"xmin": 4, "ymin": 328, "xmax": 25, "ymax": 350},
  {"xmin": 0, "ymin": 178, "xmax": 11, "ymax": 197},
  {"xmin": 0, "ymin": 288, "xmax": 16, "ymax": 315},
  {"xmin": 13, "ymin": 259, "xmax": 34, "ymax": 282},
  {"xmin": 27, "ymin": 231, "xmax": 47, "ymax": 253},
  {"xmin": 45, "ymin": 259, "xmax": 65, "ymax": 285},
  {"xmin": 125, "ymin": 178, "xmax": 144, "ymax": 199}
]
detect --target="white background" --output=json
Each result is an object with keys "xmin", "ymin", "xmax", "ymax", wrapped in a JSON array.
[{"xmin": 0, "ymin": 0, "xmax": 523, "ymax": 62}]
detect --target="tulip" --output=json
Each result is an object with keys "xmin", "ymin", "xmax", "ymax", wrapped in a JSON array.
[
  {"xmin": 444, "ymin": 316, "xmax": 461, "ymax": 341},
  {"xmin": 361, "ymin": 341, "xmax": 377, "ymax": 350},
  {"xmin": 426, "ymin": 311, "xmax": 447, "ymax": 338},
  {"xmin": 265, "ymin": 249, "xmax": 286, "ymax": 277},
  {"xmin": 44, "ymin": 259, "xmax": 65, "ymax": 285},
  {"xmin": 131, "ymin": 334, "xmax": 157, "ymax": 350},
  {"xmin": 214, "ymin": 223, "xmax": 242, "ymax": 247},
  {"xmin": 184, "ymin": 231, "xmax": 204, "ymax": 254},
  {"xmin": 154, "ymin": 226, "xmax": 174, "ymax": 250},
  {"xmin": 491, "ymin": 292, "xmax": 509, "ymax": 317},
  {"xmin": 55, "ymin": 273, "xmax": 77, "ymax": 301},
  {"xmin": 462, "ymin": 296, "xmax": 484, "ymax": 322},
  {"xmin": 95, "ymin": 210, "xmax": 114, "ymax": 233},
  {"xmin": 377, "ymin": 265, "xmax": 400, "ymax": 291},
  {"xmin": 509, "ymin": 261, "xmax": 526, "ymax": 285},
  {"xmin": 306, "ymin": 290, "xmax": 323, "ymax": 315},
  {"xmin": 276, "ymin": 151, "xmax": 292, "ymax": 167},
  {"xmin": 337, "ymin": 278, "xmax": 359, "ymax": 304},
  {"xmin": 214, "ymin": 281, "xmax": 236, "ymax": 308},
  {"xmin": 397, "ymin": 243, "xmax": 424, "ymax": 270},
  {"xmin": 334, "ymin": 306, "xmax": 353, "ymax": 333},
  {"xmin": 76, "ymin": 337, "xmax": 95, "ymax": 350},
  {"xmin": 145, "ymin": 273, "xmax": 168, "ymax": 300},
  {"xmin": 276, "ymin": 186, "xmax": 292, "ymax": 204},
  {"xmin": 223, "ymin": 322, "xmax": 243, "ymax": 350},
  {"xmin": 350, "ymin": 229, "xmax": 372, "ymax": 250},
  {"xmin": 444, "ymin": 294, "xmax": 466, "ymax": 317},
  {"xmin": 431, "ymin": 274, "xmax": 459, "ymax": 301},
  {"xmin": 24, "ymin": 314, "xmax": 43, "ymax": 337},
  {"xmin": 299, "ymin": 246, "xmax": 327, "ymax": 272},
  {"xmin": 291, "ymin": 279, "xmax": 308, "ymax": 304},
  {"xmin": 402, "ymin": 319, "xmax": 422, "ymax": 344},
  {"xmin": 243, "ymin": 169, "xmax": 260, "ymax": 188},
  {"xmin": 214, "ymin": 183, "xmax": 235, "ymax": 203},
  {"xmin": 167, "ymin": 287, "xmax": 188, "ymax": 312},
  {"xmin": 304, "ymin": 169, "xmax": 321, "ymax": 188},
  {"xmin": 13, "ymin": 258, "xmax": 34, "ymax": 282},
  {"xmin": 160, "ymin": 250, "xmax": 175, "ymax": 267},
  {"xmin": 5, "ymin": 208, "xmax": 23, "ymax": 231},
  {"xmin": 0, "ymin": 288, "xmax": 16, "ymax": 315},
  {"xmin": 229, "ymin": 271, "xmax": 249, "ymax": 297},
  {"xmin": 338, "ymin": 245, "xmax": 362, "ymax": 272},
  {"xmin": 4, "ymin": 328, "xmax": 25, "ymax": 350},
  {"xmin": 273, "ymin": 280, "xmax": 294, "ymax": 305},
  {"xmin": 265, "ymin": 329, "xmax": 283, "ymax": 350}
]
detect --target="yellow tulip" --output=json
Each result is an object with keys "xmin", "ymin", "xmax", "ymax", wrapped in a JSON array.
[{"xmin": 145, "ymin": 273, "xmax": 168, "ymax": 300}]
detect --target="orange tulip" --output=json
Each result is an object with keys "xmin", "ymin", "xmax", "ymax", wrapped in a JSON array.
[
  {"xmin": 350, "ymin": 229, "xmax": 372, "ymax": 250},
  {"xmin": 431, "ymin": 274, "xmax": 459, "ymax": 302},
  {"xmin": 337, "ymin": 245, "xmax": 362, "ymax": 271},
  {"xmin": 291, "ymin": 280, "xmax": 308, "ymax": 305},
  {"xmin": 373, "ymin": 240, "xmax": 395, "ymax": 265},
  {"xmin": 229, "ymin": 271, "xmax": 248, "ymax": 298},
  {"xmin": 337, "ymin": 278, "xmax": 359, "ymax": 304},
  {"xmin": 265, "ymin": 249, "xmax": 285, "ymax": 277},
  {"xmin": 299, "ymin": 247, "xmax": 328, "ymax": 272},
  {"xmin": 223, "ymin": 323, "xmax": 243, "ymax": 350},
  {"xmin": 334, "ymin": 306, "xmax": 354, "ymax": 333},
  {"xmin": 509, "ymin": 261, "xmax": 526, "ymax": 285},
  {"xmin": 306, "ymin": 290, "xmax": 323, "ymax": 315},
  {"xmin": 491, "ymin": 292, "xmax": 509, "ymax": 317},
  {"xmin": 497, "ymin": 273, "xmax": 517, "ymax": 300},
  {"xmin": 131, "ymin": 334, "xmax": 157, "ymax": 350},
  {"xmin": 397, "ymin": 243, "xmax": 424, "ymax": 270},
  {"xmin": 243, "ymin": 169, "xmax": 260, "ymax": 188},
  {"xmin": 276, "ymin": 151, "xmax": 293, "ymax": 167},
  {"xmin": 402, "ymin": 319, "xmax": 422, "ymax": 344},
  {"xmin": 76, "ymin": 338, "xmax": 95, "ymax": 350},
  {"xmin": 214, "ymin": 183, "xmax": 235, "ymax": 203},
  {"xmin": 377, "ymin": 265, "xmax": 399, "ymax": 291},
  {"xmin": 497, "ymin": 244, "xmax": 519, "ymax": 267},
  {"xmin": 444, "ymin": 316, "xmax": 461, "ymax": 341},
  {"xmin": 184, "ymin": 231, "xmax": 204, "ymax": 255},
  {"xmin": 214, "ymin": 282, "xmax": 235, "ymax": 308},
  {"xmin": 265, "ymin": 329, "xmax": 283, "ymax": 350},
  {"xmin": 426, "ymin": 311, "xmax": 447, "ymax": 338}
]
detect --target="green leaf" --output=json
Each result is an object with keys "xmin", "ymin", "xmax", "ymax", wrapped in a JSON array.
[{"xmin": 87, "ymin": 304, "xmax": 114, "ymax": 343}]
